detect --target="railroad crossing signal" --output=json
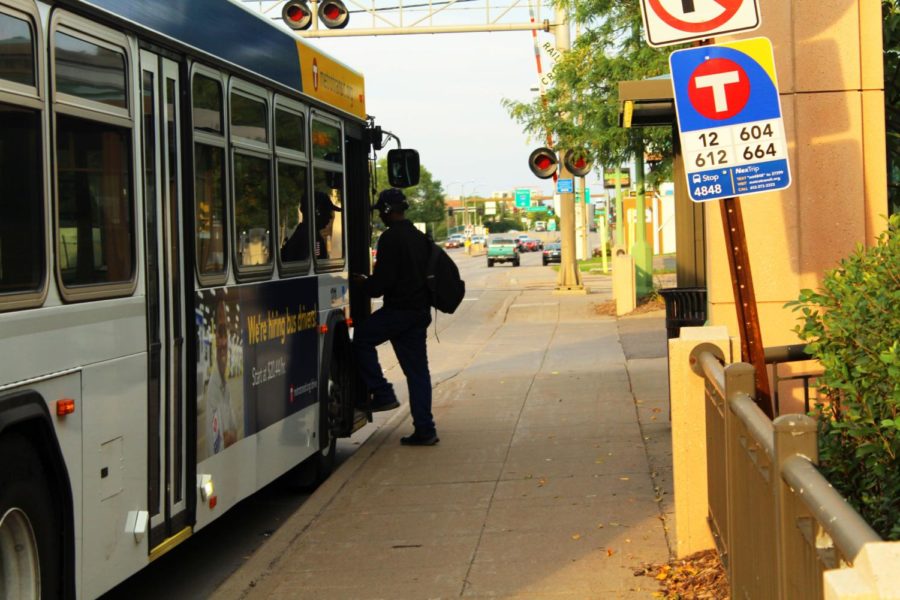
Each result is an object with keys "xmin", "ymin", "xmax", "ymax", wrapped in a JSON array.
[
  {"xmin": 639, "ymin": 0, "xmax": 761, "ymax": 48},
  {"xmin": 527, "ymin": 147, "xmax": 558, "ymax": 179}
]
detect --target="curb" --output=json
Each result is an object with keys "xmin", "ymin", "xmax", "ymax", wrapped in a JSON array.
[{"xmin": 213, "ymin": 403, "xmax": 412, "ymax": 600}]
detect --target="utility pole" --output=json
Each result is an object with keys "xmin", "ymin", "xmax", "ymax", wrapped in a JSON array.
[{"xmin": 554, "ymin": 5, "xmax": 583, "ymax": 291}]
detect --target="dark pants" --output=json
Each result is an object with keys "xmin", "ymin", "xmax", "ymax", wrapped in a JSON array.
[{"xmin": 353, "ymin": 306, "xmax": 435, "ymax": 434}]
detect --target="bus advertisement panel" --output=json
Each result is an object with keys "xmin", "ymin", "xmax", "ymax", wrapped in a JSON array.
[{"xmin": 195, "ymin": 279, "xmax": 320, "ymax": 461}]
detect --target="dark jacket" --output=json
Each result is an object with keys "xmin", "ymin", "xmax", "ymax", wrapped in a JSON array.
[{"xmin": 364, "ymin": 220, "xmax": 430, "ymax": 310}]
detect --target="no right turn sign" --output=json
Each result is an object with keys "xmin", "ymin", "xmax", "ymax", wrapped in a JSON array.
[{"xmin": 639, "ymin": 0, "xmax": 761, "ymax": 47}]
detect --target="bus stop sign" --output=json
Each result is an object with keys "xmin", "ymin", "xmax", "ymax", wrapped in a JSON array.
[
  {"xmin": 640, "ymin": 0, "xmax": 760, "ymax": 48},
  {"xmin": 670, "ymin": 37, "xmax": 791, "ymax": 203}
]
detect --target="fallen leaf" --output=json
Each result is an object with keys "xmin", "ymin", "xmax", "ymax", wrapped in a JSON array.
[
  {"xmin": 571, "ymin": 533, "xmax": 581, "ymax": 541},
  {"xmin": 606, "ymin": 548, "xmax": 615, "ymax": 557},
  {"xmin": 537, "ymin": 478, "xmax": 547, "ymax": 487},
  {"xmin": 619, "ymin": 477, "xmax": 630, "ymax": 481}
]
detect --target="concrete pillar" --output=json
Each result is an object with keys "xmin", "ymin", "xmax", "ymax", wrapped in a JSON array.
[
  {"xmin": 824, "ymin": 542, "xmax": 900, "ymax": 599},
  {"xmin": 612, "ymin": 254, "xmax": 635, "ymax": 315},
  {"xmin": 707, "ymin": 1, "xmax": 888, "ymax": 346},
  {"xmin": 667, "ymin": 326, "xmax": 733, "ymax": 558}
]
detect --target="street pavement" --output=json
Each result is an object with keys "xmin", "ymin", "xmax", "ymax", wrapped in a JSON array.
[{"xmin": 216, "ymin": 251, "xmax": 675, "ymax": 599}]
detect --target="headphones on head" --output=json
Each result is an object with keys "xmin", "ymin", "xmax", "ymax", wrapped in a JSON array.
[{"xmin": 377, "ymin": 189, "xmax": 409, "ymax": 214}]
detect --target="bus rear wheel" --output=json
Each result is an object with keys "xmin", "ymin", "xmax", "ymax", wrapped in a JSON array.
[{"xmin": 0, "ymin": 433, "xmax": 61, "ymax": 599}]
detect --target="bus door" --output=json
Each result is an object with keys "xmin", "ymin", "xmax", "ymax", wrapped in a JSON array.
[{"xmin": 140, "ymin": 50, "xmax": 190, "ymax": 553}]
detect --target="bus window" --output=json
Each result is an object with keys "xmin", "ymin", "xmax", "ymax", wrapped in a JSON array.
[
  {"xmin": 0, "ymin": 104, "xmax": 42, "ymax": 294},
  {"xmin": 311, "ymin": 117, "xmax": 344, "ymax": 264},
  {"xmin": 233, "ymin": 153, "xmax": 271, "ymax": 267},
  {"xmin": 192, "ymin": 74, "xmax": 222, "ymax": 134},
  {"xmin": 194, "ymin": 143, "xmax": 226, "ymax": 276},
  {"xmin": 275, "ymin": 107, "xmax": 304, "ymax": 153},
  {"xmin": 192, "ymin": 70, "xmax": 227, "ymax": 281},
  {"xmin": 54, "ymin": 32, "xmax": 126, "ymax": 109},
  {"xmin": 231, "ymin": 92, "xmax": 266, "ymax": 143},
  {"xmin": 276, "ymin": 161, "xmax": 309, "ymax": 264},
  {"xmin": 56, "ymin": 115, "xmax": 134, "ymax": 286},
  {"xmin": 311, "ymin": 119, "xmax": 341, "ymax": 163},
  {"xmin": 0, "ymin": 11, "xmax": 35, "ymax": 86},
  {"xmin": 312, "ymin": 172, "xmax": 343, "ymax": 262}
]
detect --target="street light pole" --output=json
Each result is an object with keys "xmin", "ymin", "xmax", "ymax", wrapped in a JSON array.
[{"xmin": 554, "ymin": 6, "xmax": 583, "ymax": 291}]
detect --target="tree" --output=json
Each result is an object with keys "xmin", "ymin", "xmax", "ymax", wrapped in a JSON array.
[
  {"xmin": 372, "ymin": 158, "xmax": 448, "ymax": 238},
  {"xmin": 503, "ymin": 3, "xmax": 678, "ymax": 185},
  {"xmin": 885, "ymin": 0, "xmax": 900, "ymax": 214}
]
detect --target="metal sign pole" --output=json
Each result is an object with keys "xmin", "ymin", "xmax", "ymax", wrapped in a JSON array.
[{"xmin": 719, "ymin": 196, "xmax": 773, "ymax": 418}]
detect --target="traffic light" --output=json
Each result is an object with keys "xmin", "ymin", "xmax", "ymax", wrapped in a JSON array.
[
  {"xmin": 528, "ymin": 147, "xmax": 558, "ymax": 179},
  {"xmin": 281, "ymin": 0, "xmax": 312, "ymax": 30},
  {"xmin": 563, "ymin": 150, "xmax": 593, "ymax": 177},
  {"xmin": 318, "ymin": 0, "xmax": 350, "ymax": 29}
]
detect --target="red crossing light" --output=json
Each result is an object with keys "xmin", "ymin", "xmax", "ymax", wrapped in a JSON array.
[
  {"xmin": 528, "ymin": 147, "xmax": 558, "ymax": 180},
  {"xmin": 564, "ymin": 149, "xmax": 593, "ymax": 177},
  {"xmin": 282, "ymin": 0, "xmax": 312, "ymax": 30},
  {"xmin": 318, "ymin": 0, "xmax": 350, "ymax": 29}
]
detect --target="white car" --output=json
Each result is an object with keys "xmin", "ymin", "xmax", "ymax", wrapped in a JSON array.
[{"xmin": 444, "ymin": 234, "xmax": 466, "ymax": 248}]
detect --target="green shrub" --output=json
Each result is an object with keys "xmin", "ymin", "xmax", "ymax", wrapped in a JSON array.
[{"xmin": 787, "ymin": 214, "xmax": 900, "ymax": 540}]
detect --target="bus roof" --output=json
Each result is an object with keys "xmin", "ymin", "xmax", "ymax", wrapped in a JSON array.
[{"xmin": 77, "ymin": 0, "xmax": 366, "ymax": 119}]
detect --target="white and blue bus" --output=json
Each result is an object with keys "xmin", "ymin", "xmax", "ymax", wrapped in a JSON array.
[{"xmin": 0, "ymin": 1, "xmax": 416, "ymax": 596}]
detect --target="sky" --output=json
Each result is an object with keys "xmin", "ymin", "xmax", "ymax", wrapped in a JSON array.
[{"xmin": 241, "ymin": 0, "xmax": 608, "ymax": 199}]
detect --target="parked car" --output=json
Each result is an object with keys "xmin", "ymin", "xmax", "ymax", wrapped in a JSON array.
[
  {"xmin": 487, "ymin": 238, "xmax": 520, "ymax": 267},
  {"xmin": 445, "ymin": 234, "xmax": 466, "ymax": 248},
  {"xmin": 542, "ymin": 242, "xmax": 561, "ymax": 266},
  {"xmin": 470, "ymin": 235, "xmax": 486, "ymax": 246}
]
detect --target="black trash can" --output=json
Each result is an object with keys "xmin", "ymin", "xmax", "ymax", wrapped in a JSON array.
[{"xmin": 658, "ymin": 287, "xmax": 708, "ymax": 339}]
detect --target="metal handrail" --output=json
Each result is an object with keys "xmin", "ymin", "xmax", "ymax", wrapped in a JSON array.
[
  {"xmin": 731, "ymin": 393, "xmax": 775, "ymax": 459},
  {"xmin": 764, "ymin": 344, "xmax": 821, "ymax": 414},
  {"xmin": 764, "ymin": 344, "xmax": 812, "ymax": 362},
  {"xmin": 696, "ymin": 348, "xmax": 726, "ymax": 399},
  {"xmin": 781, "ymin": 456, "xmax": 882, "ymax": 561}
]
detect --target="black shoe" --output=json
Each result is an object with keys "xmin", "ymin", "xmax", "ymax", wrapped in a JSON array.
[
  {"xmin": 400, "ymin": 431, "xmax": 439, "ymax": 446},
  {"xmin": 368, "ymin": 396, "xmax": 400, "ymax": 412}
]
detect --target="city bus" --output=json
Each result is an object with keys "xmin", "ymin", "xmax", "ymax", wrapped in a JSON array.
[{"xmin": 0, "ymin": 0, "xmax": 417, "ymax": 596}]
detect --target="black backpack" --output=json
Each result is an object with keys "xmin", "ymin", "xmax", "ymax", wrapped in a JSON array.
[{"xmin": 424, "ymin": 242, "xmax": 465, "ymax": 313}]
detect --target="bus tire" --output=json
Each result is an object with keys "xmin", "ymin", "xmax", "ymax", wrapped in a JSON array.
[{"xmin": 0, "ymin": 432, "xmax": 61, "ymax": 599}]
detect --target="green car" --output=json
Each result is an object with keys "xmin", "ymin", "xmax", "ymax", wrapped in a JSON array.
[{"xmin": 487, "ymin": 238, "xmax": 520, "ymax": 267}]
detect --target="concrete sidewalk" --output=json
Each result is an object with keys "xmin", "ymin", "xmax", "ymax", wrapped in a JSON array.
[{"xmin": 217, "ymin": 289, "xmax": 674, "ymax": 599}]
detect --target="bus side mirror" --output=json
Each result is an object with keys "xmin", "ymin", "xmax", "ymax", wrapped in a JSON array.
[{"xmin": 387, "ymin": 149, "xmax": 420, "ymax": 188}]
